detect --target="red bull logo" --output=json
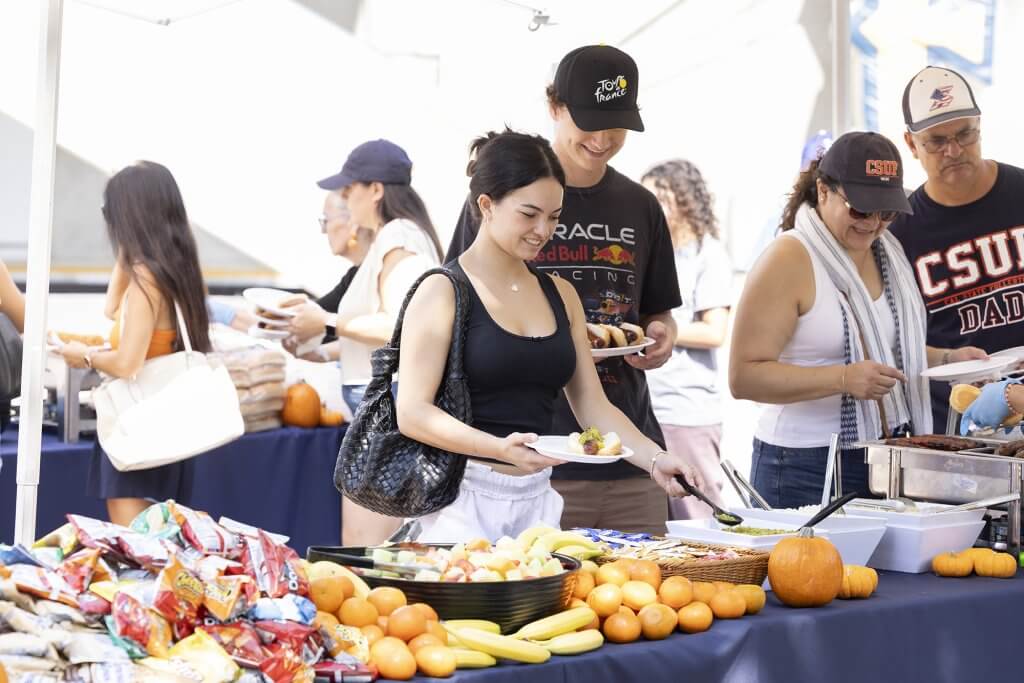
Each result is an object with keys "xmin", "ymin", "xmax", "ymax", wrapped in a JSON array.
[{"xmin": 593, "ymin": 245, "xmax": 635, "ymax": 266}]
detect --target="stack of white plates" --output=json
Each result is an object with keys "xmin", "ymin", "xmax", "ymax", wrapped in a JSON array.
[{"xmin": 242, "ymin": 288, "xmax": 297, "ymax": 340}]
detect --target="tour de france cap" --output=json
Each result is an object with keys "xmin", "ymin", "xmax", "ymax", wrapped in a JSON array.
[
  {"xmin": 317, "ymin": 139, "xmax": 412, "ymax": 190},
  {"xmin": 902, "ymin": 66, "xmax": 981, "ymax": 133},
  {"xmin": 819, "ymin": 131, "xmax": 912, "ymax": 215},
  {"xmin": 554, "ymin": 45, "xmax": 644, "ymax": 132}
]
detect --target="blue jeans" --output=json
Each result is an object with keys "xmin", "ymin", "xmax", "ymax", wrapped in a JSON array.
[
  {"xmin": 342, "ymin": 383, "xmax": 398, "ymax": 415},
  {"xmin": 750, "ymin": 438, "xmax": 872, "ymax": 509}
]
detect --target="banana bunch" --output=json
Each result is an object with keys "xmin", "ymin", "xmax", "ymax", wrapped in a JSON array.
[
  {"xmin": 513, "ymin": 606, "xmax": 597, "ymax": 640},
  {"xmin": 534, "ymin": 630, "xmax": 605, "ymax": 655},
  {"xmin": 442, "ymin": 625, "xmax": 551, "ymax": 664},
  {"xmin": 515, "ymin": 526, "xmax": 605, "ymax": 560},
  {"xmin": 445, "ymin": 607, "xmax": 605, "ymax": 663}
]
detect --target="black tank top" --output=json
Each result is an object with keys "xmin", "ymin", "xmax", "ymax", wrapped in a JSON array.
[{"xmin": 451, "ymin": 261, "xmax": 577, "ymax": 445}]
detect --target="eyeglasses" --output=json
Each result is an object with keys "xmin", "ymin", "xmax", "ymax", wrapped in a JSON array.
[
  {"xmin": 317, "ymin": 213, "xmax": 350, "ymax": 230},
  {"xmin": 834, "ymin": 189, "xmax": 898, "ymax": 223},
  {"xmin": 920, "ymin": 127, "xmax": 980, "ymax": 154}
]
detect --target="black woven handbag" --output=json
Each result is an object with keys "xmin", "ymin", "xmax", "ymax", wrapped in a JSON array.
[{"xmin": 334, "ymin": 267, "xmax": 471, "ymax": 517}]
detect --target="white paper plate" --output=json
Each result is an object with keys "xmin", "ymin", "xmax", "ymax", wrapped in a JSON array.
[
  {"xmin": 526, "ymin": 435, "xmax": 633, "ymax": 463},
  {"xmin": 253, "ymin": 313, "xmax": 291, "ymax": 329},
  {"xmin": 591, "ymin": 337, "xmax": 656, "ymax": 359},
  {"xmin": 242, "ymin": 288, "xmax": 299, "ymax": 318},
  {"xmin": 994, "ymin": 345, "xmax": 1024, "ymax": 362},
  {"xmin": 248, "ymin": 325, "xmax": 289, "ymax": 340},
  {"xmin": 920, "ymin": 355, "xmax": 1017, "ymax": 383}
]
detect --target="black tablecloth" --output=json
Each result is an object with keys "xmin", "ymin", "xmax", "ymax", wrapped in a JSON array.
[
  {"xmin": 0, "ymin": 425, "xmax": 345, "ymax": 552},
  {"xmin": 420, "ymin": 571, "xmax": 1024, "ymax": 683}
]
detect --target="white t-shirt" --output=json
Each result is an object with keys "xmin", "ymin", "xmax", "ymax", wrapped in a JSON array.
[{"xmin": 337, "ymin": 218, "xmax": 439, "ymax": 386}]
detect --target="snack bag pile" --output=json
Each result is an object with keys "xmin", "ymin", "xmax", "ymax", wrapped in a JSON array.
[{"xmin": 0, "ymin": 501, "xmax": 375, "ymax": 682}]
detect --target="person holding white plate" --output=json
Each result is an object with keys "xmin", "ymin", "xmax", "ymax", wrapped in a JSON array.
[
  {"xmin": 396, "ymin": 129, "xmax": 703, "ymax": 542},
  {"xmin": 730, "ymin": 132, "xmax": 986, "ymax": 509}
]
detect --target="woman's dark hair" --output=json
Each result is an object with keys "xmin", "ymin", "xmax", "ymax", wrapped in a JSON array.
[
  {"xmin": 641, "ymin": 159, "xmax": 719, "ymax": 246},
  {"xmin": 102, "ymin": 161, "xmax": 210, "ymax": 352},
  {"xmin": 466, "ymin": 127, "xmax": 566, "ymax": 219},
  {"xmin": 780, "ymin": 157, "xmax": 839, "ymax": 231},
  {"xmin": 378, "ymin": 184, "xmax": 443, "ymax": 261}
]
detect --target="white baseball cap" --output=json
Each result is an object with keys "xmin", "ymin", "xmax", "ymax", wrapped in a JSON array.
[{"xmin": 902, "ymin": 66, "xmax": 981, "ymax": 133}]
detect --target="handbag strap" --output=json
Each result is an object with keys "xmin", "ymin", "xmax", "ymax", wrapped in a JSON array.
[{"xmin": 378, "ymin": 267, "xmax": 470, "ymax": 379}]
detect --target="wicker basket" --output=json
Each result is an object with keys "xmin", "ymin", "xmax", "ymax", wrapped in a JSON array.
[{"xmin": 596, "ymin": 539, "xmax": 769, "ymax": 585}]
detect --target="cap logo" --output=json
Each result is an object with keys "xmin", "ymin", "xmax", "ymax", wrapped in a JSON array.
[
  {"xmin": 866, "ymin": 159, "xmax": 899, "ymax": 178},
  {"xmin": 929, "ymin": 85, "xmax": 955, "ymax": 111},
  {"xmin": 594, "ymin": 75, "xmax": 628, "ymax": 104}
]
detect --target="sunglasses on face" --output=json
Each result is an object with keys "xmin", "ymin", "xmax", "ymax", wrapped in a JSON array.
[{"xmin": 834, "ymin": 189, "xmax": 898, "ymax": 223}]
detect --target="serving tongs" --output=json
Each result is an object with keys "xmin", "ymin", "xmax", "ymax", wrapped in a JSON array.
[
  {"xmin": 721, "ymin": 458, "xmax": 772, "ymax": 511},
  {"xmin": 675, "ymin": 475, "xmax": 742, "ymax": 526},
  {"xmin": 306, "ymin": 546, "xmax": 424, "ymax": 579},
  {"xmin": 924, "ymin": 492, "xmax": 1020, "ymax": 515}
]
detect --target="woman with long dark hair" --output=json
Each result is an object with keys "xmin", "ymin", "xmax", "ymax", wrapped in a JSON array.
[
  {"xmin": 397, "ymin": 129, "xmax": 703, "ymax": 541},
  {"xmin": 301, "ymin": 139, "xmax": 442, "ymax": 545},
  {"xmin": 60, "ymin": 161, "xmax": 211, "ymax": 526},
  {"xmin": 641, "ymin": 160, "xmax": 732, "ymax": 521}
]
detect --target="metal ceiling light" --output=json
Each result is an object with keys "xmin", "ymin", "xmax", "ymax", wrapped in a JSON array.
[
  {"xmin": 73, "ymin": 0, "xmax": 247, "ymax": 26},
  {"xmin": 500, "ymin": 0, "xmax": 557, "ymax": 31}
]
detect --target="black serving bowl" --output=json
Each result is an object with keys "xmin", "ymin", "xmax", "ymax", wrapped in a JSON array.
[{"xmin": 307, "ymin": 545, "xmax": 579, "ymax": 634}]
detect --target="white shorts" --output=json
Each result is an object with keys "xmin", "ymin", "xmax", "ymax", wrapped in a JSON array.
[{"xmin": 416, "ymin": 462, "xmax": 564, "ymax": 543}]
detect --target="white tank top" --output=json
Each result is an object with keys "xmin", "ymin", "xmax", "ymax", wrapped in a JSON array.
[{"xmin": 755, "ymin": 233, "xmax": 897, "ymax": 448}]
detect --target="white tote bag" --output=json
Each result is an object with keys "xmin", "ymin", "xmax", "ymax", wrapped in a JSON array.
[{"xmin": 92, "ymin": 301, "xmax": 244, "ymax": 472}]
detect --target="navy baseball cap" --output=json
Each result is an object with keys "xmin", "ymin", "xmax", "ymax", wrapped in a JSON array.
[
  {"xmin": 317, "ymin": 139, "xmax": 412, "ymax": 190},
  {"xmin": 554, "ymin": 45, "xmax": 643, "ymax": 132},
  {"xmin": 819, "ymin": 132, "xmax": 913, "ymax": 215}
]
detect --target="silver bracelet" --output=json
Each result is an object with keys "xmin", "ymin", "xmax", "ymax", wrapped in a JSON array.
[{"xmin": 649, "ymin": 450, "xmax": 668, "ymax": 479}]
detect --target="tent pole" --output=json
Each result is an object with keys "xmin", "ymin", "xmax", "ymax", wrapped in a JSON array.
[
  {"xmin": 14, "ymin": 0, "xmax": 65, "ymax": 546},
  {"xmin": 831, "ymin": 0, "xmax": 851, "ymax": 136}
]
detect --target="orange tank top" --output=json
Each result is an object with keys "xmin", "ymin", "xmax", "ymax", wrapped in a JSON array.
[{"xmin": 109, "ymin": 318, "xmax": 177, "ymax": 359}]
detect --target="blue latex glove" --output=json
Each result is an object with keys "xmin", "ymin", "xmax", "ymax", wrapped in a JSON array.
[{"xmin": 961, "ymin": 379, "xmax": 1021, "ymax": 435}]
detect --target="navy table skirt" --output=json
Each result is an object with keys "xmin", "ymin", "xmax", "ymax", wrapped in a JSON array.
[
  {"xmin": 0, "ymin": 425, "xmax": 345, "ymax": 553},
  {"xmin": 415, "ymin": 571, "xmax": 1024, "ymax": 683}
]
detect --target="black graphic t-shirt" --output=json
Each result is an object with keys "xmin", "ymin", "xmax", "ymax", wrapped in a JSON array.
[
  {"xmin": 446, "ymin": 166, "xmax": 681, "ymax": 480},
  {"xmin": 890, "ymin": 162, "xmax": 1024, "ymax": 428}
]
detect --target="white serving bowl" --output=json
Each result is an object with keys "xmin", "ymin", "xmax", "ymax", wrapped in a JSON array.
[
  {"xmin": 866, "ymin": 520, "xmax": 987, "ymax": 573},
  {"xmin": 734, "ymin": 508, "xmax": 887, "ymax": 566}
]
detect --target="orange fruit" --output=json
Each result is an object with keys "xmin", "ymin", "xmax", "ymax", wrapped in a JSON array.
[
  {"xmin": 734, "ymin": 585, "xmax": 767, "ymax": 615},
  {"xmin": 361, "ymin": 624, "xmax": 385, "ymax": 646},
  {"xmin": 573, "ymin": 571, "xmax": 596, "ymax": 600},
  {"xmin": 377, "ymin": 616, "xmax": 390, "ymax": 631},
  {"xmin": 388, "ymin": 605, "xmax": 428, "ymax": 642},
  {"xmin": 677, "ymin": 602, "xmax": 714, "ymax": 634},
  {"xmin": 586, "ymin": 583, "xmax": 624, "ymax": 618},
  {"xmin": 580, "ymin": 611, "xmax": 601, "ymax": 631},
  {"xmin": 370, "ymin": 636, "xmax": 407, "ymax": 661},
  {"xmin": 338, "ymin": 597, "xmax": 379, "ymax": 628},
  {"xmin": 691, "ymin": 581, "xmax": 718, "ymax": 604},
  {"xmin": 410, "ymin": 602, "xmax": 438, "ymax": 622},
  {"xmin": 612, "ymin": 558, "xmax": 636, "ymax": 573},
  {"xmin": 629, "ymin": 560, "xmax": 662, "ymax": 590},
  {"xmin": 709, "ymin": 590, "xmax": 746, "ymax": 619},
  {"xmin": 368, "ymin": 586, "xmax": 408, "ymax": 617},
  {"xmin": 309, "ymin": 575, "xmax": 353, "ymax": 614},
  {"xmin": 569, "ymin": 598, "xmax": 588, "ymax": 609},
  {"xmin": 617, "ymin": 605, "xmax": 636, "ymax": 617},
  {"xmin": 638, "ymin": 603, "xmax": 677, "ymax": 640},
  {"xmin": 596, "ymin": 563, "xmax": 630, "ymax": 587},
  {"xmin": 658, "ymin": 576, "xmax": 693, "ymax": 609},
  {"xmin": 602, "ymin": 609, "xmax": 642, "ymax": 643},
  {"xmin": 407, "ymin": 632, "xmax": 445, "ymax": 654},
  {"xmin": 414, "ymin": 644, "xmax": 457, "ymax": 678},
  {"xmin": 621, "ymin": 580, "xmax": 658, "ymax": 611},
  {"xmin": 313, "ymin": 611, "xmax": 340, "ymax": 632},
  {"xmin": 373, "ymin": 641, "xmax": 417, "ymax": 680},
  {"xmin": 425, "ymin": 620, "xmax": 448, "ymax": 642},
  {"xmin": 712, "ymin": 581, "xmax": 735, "ymax": 592}
]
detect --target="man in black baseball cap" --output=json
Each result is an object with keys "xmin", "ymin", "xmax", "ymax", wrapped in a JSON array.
[
  {"xmin": 888, "ymin": 65, "xmax": 1021, "ymax": 431},
  {"xmin": 445, "ymin": 45, "xmax": 690, "ymax": 535}
]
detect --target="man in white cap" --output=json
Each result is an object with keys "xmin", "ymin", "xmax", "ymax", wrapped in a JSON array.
[{"xmin": 889, "ymin": 66, "xmax": 1020, "ymax": 431}]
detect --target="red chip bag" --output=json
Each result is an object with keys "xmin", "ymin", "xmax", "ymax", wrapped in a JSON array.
[
  {"xmin": 153, "ymin": 555, "xmax": 205, "ymax": 639},
  {"xmin": 169, "ymin": 503, "xmax": 241, "ymax": 557},
  {"xmin": 259, "ymin": 642, "xmax": 310, "ymax": 683},
  {"xmin": 253, "ymin": 621, "xmax": 315, "ymax": 652},
  {"xmin": 77, "ymin": 591, "xmax": 112, "ymax": 616},
  {"xmin": 203, "ymin": 622, "xmax": 268, "ymax": 667},
  {"xmin": 57, "ymin": 548, "xmax": 102, "ymax": 593},
  {"xmin": 242, "ymin": 531, "xmax": 309, "ymax": 599},
  {"xmin": 112, "ymin": 592, "xmax": 173, "ymax": 658},
  {"xmin": 203, "ymin": 574, "xmax": 258, "ymax": 622}
]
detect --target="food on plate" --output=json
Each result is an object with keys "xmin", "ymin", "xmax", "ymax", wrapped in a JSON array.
[
  {"xmin": 723, "ymin": 526, "xmax": 792, "ymax": 536},
  {"xmin": 567, "ymin": 427, "xmax": 622, "ymax": 456},
  {"xmin": 585, "ymin": 323, "xmax": 645, "ymax": 349},
  {"xmin": 884, "ymin": 435, "xmax": 984, "ymax": 451},
  {"xmin": 54, "ymin": 332, "xmax": 105, "ymax": 346}
]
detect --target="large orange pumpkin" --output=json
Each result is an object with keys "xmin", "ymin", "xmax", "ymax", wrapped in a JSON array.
[
  {"xmin": 282, "ymin": 382, "xmax": 321, "ymax": 428},
  {"xmin": 768, "ymin": 528, "xmax": 843, "ymax": 608}
]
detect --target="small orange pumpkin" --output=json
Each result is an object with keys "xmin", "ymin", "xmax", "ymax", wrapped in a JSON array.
[
  {"xmin": 961, "ymin": 547, "xmax": 995, "ymax": 566},
  {"xmin": 767, "ymin": 528, "xmax": 843, "ymax": 608},
  {"xmin": 931, "ymin": 552, "xmax": 973, "ymax": 577},
  {"xmin": 973, "ymin": 552, "xmax": 1017, "ymax": 579},
  {"xmin": 319, "ymin": 404, "xmax": 346, "ymax": 427},
  {"xmin": 837, "ymin": 565, "xmax": 877, "ymax": 599},
  {"xmin": 282, "ymin": 382, "xmax": 321, "ymax": 428}
]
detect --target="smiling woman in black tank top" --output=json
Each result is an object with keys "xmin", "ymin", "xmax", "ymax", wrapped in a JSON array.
[{"xmin": 396, "ymin": 129, "xmax": 705, "ymax": 542}]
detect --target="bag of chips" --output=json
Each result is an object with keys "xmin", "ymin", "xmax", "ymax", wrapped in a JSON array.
[
  {"xmin": 111, "ymin": 593, "xmax": 172, "ymax": 659},
  {"xmin": 153, "ymin": 555, "xmax": 204, "ymax": 639}
]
